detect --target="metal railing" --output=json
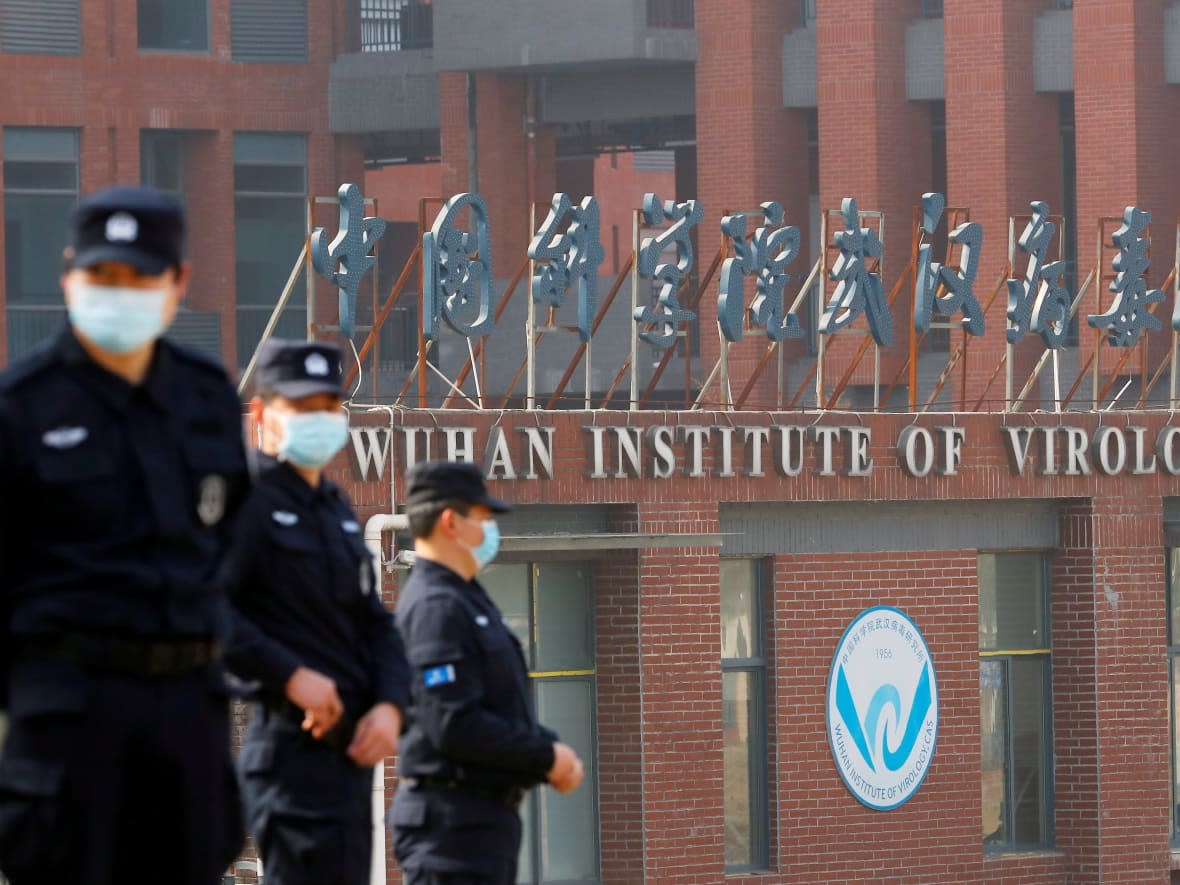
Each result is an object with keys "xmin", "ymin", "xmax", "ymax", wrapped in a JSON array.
[
  {"xmin": 646, "ymin": 0, "xmax": 694, "ymax": 29},
  {"xmin": 349, "ymin": 0, "xmax": 433, "ymax": 52}
]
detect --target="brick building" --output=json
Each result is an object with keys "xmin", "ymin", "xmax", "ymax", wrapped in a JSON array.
[{"xmin": 5, "ymin": 0, "xmax": 1180, "ymax": 884}]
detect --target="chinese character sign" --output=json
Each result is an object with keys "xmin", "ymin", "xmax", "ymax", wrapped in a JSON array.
[
  {"xmin": 718, "ymin": 202, "xmax": 804, "ymax": 343},
  {"xmin": 634, "ymin": 193, "xmax": 702, "ymax": 349},
  {"xmin": 820, "ymin": 197, "xmax": 891, "ymax": 346},
  {"xmin": 528, "ymin": 193, "xmax": 606, "ymax": 343},
  {"xmin": 1006, "ymin": 201, "xmax": 1071, "ymax": 349},
  {"xmin": 310, "ymin": 183, "xmax": 387, "ymax": 340},
  {"xmin": 913, "ymin": 193, "xmax": 985, "ymax": 337},
  {"xmin": 1087, "ymin": 206, "xmax": 1163, "ymax": 347},
  {"xmin": 422, "ymin": 193, "xmax": 494, "ymax": 341}
]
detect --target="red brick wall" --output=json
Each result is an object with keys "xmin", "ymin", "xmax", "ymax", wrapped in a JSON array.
[{"xmin": 0, "ymin": 0, "xmax": 352, "ymax": 367}]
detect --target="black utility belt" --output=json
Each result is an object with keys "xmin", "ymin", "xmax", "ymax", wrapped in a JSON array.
[
  {"xmin": 401, "ymin": 775, "xmax": 526, "ymax": 809},
  {"xmin": 261, "ymin": 698, "xmax": 357, "ymax": 753},
  {"xmin": 17, "ymin": 633, "xmax": 219, "ymax": 678}
]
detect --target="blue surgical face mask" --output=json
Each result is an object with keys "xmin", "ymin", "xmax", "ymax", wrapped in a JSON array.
[
  {"xmin": 67, "ymin": 283, "xmax": 170, "ymax": 354},
  {"xmin": 276, "ymin": 410, "xmax": 350, "ymax": 469},
  {"xmin": 462, "ymin": 517, "xmax": 500, "ymax": 572}
]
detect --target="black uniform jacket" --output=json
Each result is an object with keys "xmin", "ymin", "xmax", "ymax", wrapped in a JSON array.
[
  {"xmin": 221, "ymin": 455, "xmax": 410, "ymax": 719},
  {"xmin": 0, "ymin": 329, "xmax": 250, "ymax": 703},
  {"xmin": 395, "ymin": 558, "xmax": 556, "ymax": 791}
]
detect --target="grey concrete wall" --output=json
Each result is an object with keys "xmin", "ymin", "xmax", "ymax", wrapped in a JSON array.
[
  {"xmin": 782, "ymin": 25, "xmax": 816, "ymax": 108},
  {"xmin": 540, "ymin": 65, "xmax": 695, "ymax": 125},
  {"xmin": 1033, "ymin": 7, "xmax": 1073, "ymax": 93},
  {"xmin": 905, "ymin": 17, "xmax": 944, "ymax": 101},
  {"xmin": 720, "ymin": 500, "xmax": 1059, "ymax": 555},
  {"xmin": 432, "ymin": 0, "xmax": 694, "ymax": 71},
  {"xmin": 329, "ymin": 49, "xmax": 439, "ymax": 133}
]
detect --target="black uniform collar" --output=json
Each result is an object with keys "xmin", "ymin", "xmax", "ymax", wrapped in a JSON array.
[
  {"xmin": 56, "ymin": 326, "xmax": 174, "ymax": 412},
  {"xmin": 412, "ymin": 555, "xmax": 484, "ymax": 592},
  {"xmin": 256, "ymin": 451, "xmax": 333, "ymax": 504}
]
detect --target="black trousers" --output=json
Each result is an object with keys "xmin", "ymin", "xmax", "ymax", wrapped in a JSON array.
[
  {"xmin": 0, "ymin": 660, "xmax": 243, "ymax": 885},
  {"xmin": 237, "ymin": 711, "xmax": 375, "ymax": 885}
]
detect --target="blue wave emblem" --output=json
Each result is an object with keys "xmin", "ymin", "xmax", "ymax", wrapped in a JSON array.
[{"xmin": 835, "ymin": 662, "xmax": 933, "ymax": 773}]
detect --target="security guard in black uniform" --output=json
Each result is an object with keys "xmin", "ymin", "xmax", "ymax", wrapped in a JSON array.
[
  {"xmin": 0, "ymin": 185, "xmax": 249, "ymax": 885},
  {"xmin": 222, "ymin": 338, "xmax": 411, "ymax": 885},
  {"xmin": 389, "ymin": 460, "xmax": 585, "ymax": 885}
]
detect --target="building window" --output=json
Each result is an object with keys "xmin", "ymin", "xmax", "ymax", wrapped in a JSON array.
[
  {"xmin": 0, "ymin": 0, "xmax": 81, "ymax": 55},
  {"xmin": 357, "ymin": 0, "xmax": 434, "ymax": 52},
  {"xmin": 482, "ymin": 562, "xmax": 599, "ymax": 884},
  {"xmin": 141, "ymin": 130, "xmax": 185, "ymax": 199},
  {"xmin": 1168, "ymin": 549, "xmax": 1180, "ymax": 844},
  {"xmin": 137, "ymin": 0, "xmax": 208, "ymax": 52},
  {"xmin": 3, "ymin": 127, "xmax": 78, "ymax": 357},
  {"xmin": 721, "ymin": 558, "xmax": 769, "ymax": 872},
  {"xmin": 233, "ymin": 132, "xmax": 307, "ymax": 368},
  {"xmin": 232, "ymin": 0, "xmax": 308, "ymax": 63},
  {"xmin": 979, "ymin": 552, "xmax": 1053, "ymax": 850},
  {"xmin": 798, "ymin": 0, "xmax": 816, "ymax": 28}
]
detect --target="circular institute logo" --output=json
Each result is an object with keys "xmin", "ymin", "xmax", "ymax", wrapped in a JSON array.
[{"xmin": 826, "ymin": 606, "xmax": 938, "ymax": 811}]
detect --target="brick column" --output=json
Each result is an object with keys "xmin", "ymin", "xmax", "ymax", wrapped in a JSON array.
[
  {"xmin": 594, "ymin": 540, "xmax": 645, "ymax": 882},
  {"xmin": 944, "ymin": 0, "xmax": 1061, "ymax": 408},
  {"xmin": 694, "ymin": 0, "xmax": 811, "ymax": 409},
  {"xmin": 437, "ymin": 72, "xmax": 556, "ymax": 270},
  {"xmin": 184, "ymin": 130, "xmax": 236, "ymax": 367},
  {"xmin": 1074, "ymin": 0, "xmax": 1180, "ymax": 379},
  {"xmin": 1054, "ymin": 495, "xmax": 1170, "ymax": 883},
  {"xmin": 816, "ymin": 0, "xmax": 928, "ymax": 391},
  {"xmin": 636, "ymin": 501, "xmax": 724, "ymax": 881}
]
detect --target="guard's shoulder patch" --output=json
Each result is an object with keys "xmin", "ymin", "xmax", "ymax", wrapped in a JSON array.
[{"xmin": 423, "ymin": 664, "xmax": 457, "ymax": 689}]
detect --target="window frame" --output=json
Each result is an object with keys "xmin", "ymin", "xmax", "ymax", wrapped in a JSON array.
[
  {"xmin": 978, "ymin": 550, "xmax": 1055, "ymax": 853},
  {"xmin": 136, "ymin": 0, "xmax": 211, "ymax": 54},
  {"xmin": 720, "ymin": 556, "xmax": 770, "ymax": 874}
]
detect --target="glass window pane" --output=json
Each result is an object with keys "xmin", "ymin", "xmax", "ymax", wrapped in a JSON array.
[
  {"xmin": 1010, "ymin": 657, "xmax": 1048, "ymax": 845},
  {"xmin": 234, "ymin": 132, "xmax": 307, "ymax": 165},
  {"xmin": 233, "ymin": 164, "xmax": 307, "ymax": 195},
  {"xmin": 141, "ymin": 131, "xmax": 184, "ymax": 196},
  {"xmin": 5, "ymin": 193, "xmax": 74, "ymax": 304},
  {"xmin": 535, "ymin": 679, "xmax": 597, "ymax": 882},
  {"xmin": 3, "ymin": 128, "xmax": 77, "ymax": 162},
  {"xmin": 138, "ymin": 0, "xmax": 208, "ymax": 51},
  {"xmin": 979, "ymin": 552, "xmax": 1046, "ymax": 651},
  {"xmin": 3, "ymin": 161, "xmax": 78, "ymax": 192},
  {"xmin": 1173, "ymin": 656, "xmax": 1180, "ymax": 841},
  {"xmin": 1170, "ymin": 550, "xmax": 1180, "ymax": 644},
  {"xmin": 534, "ymin": 562, "xmax": 593, "ymax": 671},
  {"xmin": 721, "ymin": 559, "xmax": 760, "ymax": 660},
  {"xmin": 980, "ymin": 659, "xmax": 1008, "ymax": 845},
  {"xmin": 723, "ymin": 669, "xmax": 763, "ymax": 869},
  {"xmin": 480, "ymin": 563, "xmax": 531, "ymax": 660}
]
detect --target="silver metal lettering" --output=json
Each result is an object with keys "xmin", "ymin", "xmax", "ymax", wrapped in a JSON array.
[
  {"xmin": 898, "ymin": 426, "xmax": 935, "ymax": 478},
  {"xmin": 1001, "ymin": 426, "xmax": 1034, "ymax": 476},
  {"xmin": 845, "ymin": 426, "xmax": 872, "ymax": 477},
  {"xmin": 938, "ymin": 426, "xmax": 966, "ymax": 476},
  {"xmin": 1091, "ymin": 426, "xmax": 1127, "ymax": 476},
  {"xmin": 646, "ymin": 426, "xmax": 676, "ymax": 479},
  {"xmin": 614, "ymin": 427, "xmax": 643, "ymax": 479},
  {"xmin": 444, "ymin": 427, "xmax": 475, "ymax": 462},
  {"xmin": 680, "ymin": 426, "xmax": 710, "ymax": 478},
  {"xmin": 1156, "ymin": 426, "xmax": 1180, "ymax": 475},
  {"xmin": 810, "ymin": 426, "xmax": 840, "ymax": 476},
  {"xmin": 774, "ymin": 426, "xmax": 805, "ymax": 477},
  {"xmin": 483, "ymin": 426, "xmax": 518, "ymax": 479},
  {"xmin": 403, "ymin": 427, "xmax": 434, "ymax": 468},
  {"xmin": 715, "ymin": 426, "xmax": 736, "ymax": 478},
  {"xmin": 349, "ymin": 427, "xmax": 390, "ymax": 481},
  {"xmin": 586, "ymin": 426, "xmax": 609, "ymax": 479},
  {"xmin": 743, "ymin": 427, "xmax": 771, "ymax": 477},
  {"xmin": 518, "ymin": 427, "xmax": 555, "ymax": 479},
  {"xmin": 1130, "ymin": 426, "xmax": 1156, "ymax": 475},
  {"xmin": 1063, "ymin": 427, "xmax": 1092, "ymax": 476}
]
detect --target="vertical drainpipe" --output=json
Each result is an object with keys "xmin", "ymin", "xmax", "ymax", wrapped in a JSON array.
[{"xmin": 467, "ymin": 72, "xmax": 479, "ymax": 194}]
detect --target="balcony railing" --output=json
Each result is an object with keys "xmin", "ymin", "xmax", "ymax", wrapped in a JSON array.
[
  {"xmin": 348, "ymin": 0, "xmax": 433, "ymax": 52},
  {"xmin": 646, "ymin": 0, "xmax": 694, "ymax": 29}
]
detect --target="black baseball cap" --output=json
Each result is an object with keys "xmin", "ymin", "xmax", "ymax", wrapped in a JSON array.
[
  {"xmin": 69, "ymin": 185, "xmax": 185, "ymax": 276},
  {"xmin": 405, "ymin": 460, "xmax": 512, "ymax": 513},
  {"xmin": 255, "ymin": 338, "xmax": 345, "ymax": 399}
]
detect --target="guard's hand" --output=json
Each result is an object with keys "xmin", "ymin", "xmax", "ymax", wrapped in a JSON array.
[
  {"xmin": 285, "ymin": 666, "xmax": 343, "ymax": 739},
  {"xmin": 347, "ymin": 702, "xmax": 402, "ymax": 767},
  {"xmin": 547, "ymin": 742, "xmax": 584, "ymax": 794}
]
